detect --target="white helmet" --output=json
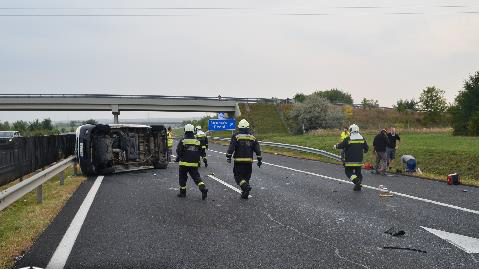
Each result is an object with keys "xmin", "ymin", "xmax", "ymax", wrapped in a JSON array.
[
  {"xmin": 349, "ymin": 124, "xmax": 359, "ymax": 133},
  {"xmin": 238, "ymin": 119, "xmax": 250, "ymax": 129},
  {"xmin": 184, "ymin": 124, "xmax": 195, "ymax": 132},
  {"xmin": 196, "ymin": 125, "xmax": 202, "ymax": 131}
]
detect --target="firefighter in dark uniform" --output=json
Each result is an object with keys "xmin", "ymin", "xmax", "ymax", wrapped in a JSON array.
[
  {"xmin": 334, "ymin": 124, "xmax": 369, "ymax": 191},
  {"xmin": 226, "ymin": 119, "xmax": 262, "ymax": 199},
  {"xmin": 195, "ymin": 125, "xmax": 208, "ymax": 167},
  {"xmin": 175, "ymin": 124, "xmax": 208, "ymax": 200}
]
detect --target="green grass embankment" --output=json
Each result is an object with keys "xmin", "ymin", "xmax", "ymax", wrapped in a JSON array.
[{"xmin": 238, "ymin": 103, "xmax": 289, "ymax": 134}]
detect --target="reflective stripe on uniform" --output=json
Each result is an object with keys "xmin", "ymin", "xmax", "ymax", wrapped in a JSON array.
[
  {"xmin": 345, "ymin": 163, "xmax": 363, "ymax": 167},
  {"xmin": 179, "ymin": 161, "xmax": 199, "ymax": 167},
  {"xmin": 168, "ymin": 132, "xmax": 174, "ymax": 147},
  {"xmin": 180, "ymin": 186, "xmax": 187, "ymax": 189},
  {"xmin": 202, "ymin": 146, "xmax": 207, "ymax": 149},
  {"xmin": 196, "ymin": 134, "xmax": 206, "ymax": 138},
  {"xmin": 183, "ymin": 139, "xmax": 200, "ymax": 145},
  {"xmin": 197, "ymin": 182, "xmax": 205, "ymax": 186},
  {"xmin": 234, "ymin": 158, "xmax": 253, "ymax": 162},
  {"xmin": 239, "ymin": 180, "xmax": 247, "ymax": 186},
  {"xmin": 236, "ymin": 134, "xmax": 256, "ymax": 140},
  {"xmin": 348, "ymin": 140, "xmax": 364, "ymax": 144}
]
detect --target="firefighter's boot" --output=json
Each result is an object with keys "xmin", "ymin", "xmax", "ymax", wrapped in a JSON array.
[
  {"xmin": 177, "ymin": 187, "xmax": 186, "ymax": 198},
  {"xmin": 203, "ymin": 157, "xmax": 208, "ymax": 168},
  {"xmin": 198, "ymin": 182, "xmax": 208, "ymax": 200},
  {"xmin": 201, "ymin": 188, "xmax": 208, "ymax": 200},
  {"xmin": 351, "ymin": 175, "xmax": 362, "ymax": 191},
  {"xmin": 239, "ymin": 180, "xmax": 252, "ymax": 199}
]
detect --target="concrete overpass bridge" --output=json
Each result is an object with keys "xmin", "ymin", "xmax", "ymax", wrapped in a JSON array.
[{"xmin": 0, "ymin": 94, "xmax": 280, "ymax": 123}]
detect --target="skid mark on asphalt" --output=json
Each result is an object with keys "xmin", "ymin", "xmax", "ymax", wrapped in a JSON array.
[
  {"xmin": 208, "ymin": 149, "xmax": 479, "ymax": 216},
  {"xmin": 264, "ymin": 212, "xmax": 370, "ymax": 269}
]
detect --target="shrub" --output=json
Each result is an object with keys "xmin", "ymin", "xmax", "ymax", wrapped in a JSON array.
[{"xmin": 290, "ymin": 94, "xmax": 345, "ymax": 134}]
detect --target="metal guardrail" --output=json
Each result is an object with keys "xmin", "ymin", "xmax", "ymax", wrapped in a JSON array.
[
  {"xmin": 210, "ymin": 137, "xmax": 342, "ymax": 162},
  {"xmin": 0, "ymin": 155, "xmax": 76, "ymax": 211}
]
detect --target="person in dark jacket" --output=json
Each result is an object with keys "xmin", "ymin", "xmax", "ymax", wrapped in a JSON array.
[
  {"xmin": 226, "ymin": 119, "xmax": 262, "ymax": 199},
  {"xmin": 386, "ymin": 127, "xmax": 400, "ymax": 170},
  {"xmin": 373, "ymin": 129, "xmax": 389, "ymax": 175},
  {"xmin": 175, "ymin": 124, "xmax": 208, "ymax": 200},
  {"xmin": 334, "ymin": 124, "xmax": 369, "ymax": 191}
]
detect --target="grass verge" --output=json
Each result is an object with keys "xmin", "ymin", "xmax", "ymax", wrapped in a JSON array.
[{"xmin": 0, "ymin": 167, "xmax": 85, "ymax": 269}]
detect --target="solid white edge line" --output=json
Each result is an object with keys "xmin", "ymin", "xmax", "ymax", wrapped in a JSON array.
[
  {"xmin": 207, "ymin": 175, "xmax": 241, "ymax": 194},
  {"xmin": 207, "ymin": 174, "xmax": 252, "ymax": 198},
  {"xmin": 210, "ymin": 149, "xmax": 479, "ymax": 216},
  {"xmin": 46, "ymin": 176, "xmax": 104, "ymax": 269}
]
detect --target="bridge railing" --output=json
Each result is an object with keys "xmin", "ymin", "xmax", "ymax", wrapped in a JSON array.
[{"xmin": 0, "ymin": 94, "xmax": 293, "ymax": 104}]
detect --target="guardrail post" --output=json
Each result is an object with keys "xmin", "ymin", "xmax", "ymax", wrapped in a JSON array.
[
  {"xmin": 36, "ymin": 185, "xmax": 43, "ymax": 204},
  {"xmin": 73, "ymin": 161, "xmax": 79, "ymax": 176},
  {"xmin": 60, "ymin": 170, "xmax": 65, "ymax": 185}
]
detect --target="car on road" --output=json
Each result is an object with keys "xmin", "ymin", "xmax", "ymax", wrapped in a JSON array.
[
  {"xmin": 76, "ymin": 124, "xmax": 169, "ymax": 176},
  {"xmin": 0, "ymin": 131, "xmax": 22, "ymax": 143}
]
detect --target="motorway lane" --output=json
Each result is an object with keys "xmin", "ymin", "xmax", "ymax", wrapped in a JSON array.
[{"xmin": 14, "ymin": 142, "xmax": 479, "ymax": 269}]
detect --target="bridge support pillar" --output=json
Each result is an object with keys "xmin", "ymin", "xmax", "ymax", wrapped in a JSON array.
[
  {"xmin": 234, "ymin": 103, "xmax": 242, "ymax": 118},
  {"xmin": 113, "ymin": 112, "xmax": 119, "ymax": 124},
  {"xmin": 111, "ymin": 105, "xmax": 120, "ymax": 124}
]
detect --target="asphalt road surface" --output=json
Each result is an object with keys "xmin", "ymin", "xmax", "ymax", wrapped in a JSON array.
[{"xmin": 14, "ymin": 142, "xmax": 479, "ymax": 269}]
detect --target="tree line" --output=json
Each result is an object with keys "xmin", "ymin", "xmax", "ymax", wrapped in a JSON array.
[
  {"xmin": 291, "ymin": 71, "xmax": 479, "ymax": 136},
  {"xmin": 0, "ymin": 118, "xmax": 100, "ymax": 136}
]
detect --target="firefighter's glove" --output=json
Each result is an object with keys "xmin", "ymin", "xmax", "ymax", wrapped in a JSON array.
[
  {"xmin": 174, "ymin": 157, "xmax": 180, "ymax": 163},
  {"xmin": 227, "ymin": 158, "xmax": 231, "ymax": 163},
  {"xmin": 257, "ymin": 159, "xmax": 262, "ymax": 167}
]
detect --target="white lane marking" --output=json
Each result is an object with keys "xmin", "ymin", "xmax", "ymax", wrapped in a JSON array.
[
  {"xmin": 264, "ymin": 162, "xmax": 479, "ymax": 215},
  {"xmin": 46, "ymin": 176, "xmax": 104, "ymax": 269},
  {"xmin": 422, "ymin": 226, "xmax": 479, "ymax": 254},
  {"xmin": 209, "ymin": 149, "xmax": 479, "ymax": 215},
  {"xmin": 207, "ymin": 174, "xmax": 252, "ymax": 198}
]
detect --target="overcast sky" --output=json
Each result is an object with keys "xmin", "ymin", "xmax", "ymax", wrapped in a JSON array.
[{"xmin": 1, "ymin": 0, "xmax": 479, "ymax": 122}]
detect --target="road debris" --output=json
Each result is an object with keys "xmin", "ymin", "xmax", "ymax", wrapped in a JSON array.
[
  {"xmin": 379, "ymin": 185, "xmax": 393, "ymax": 197},
  {"xmin": 385, "ymin": 227, "xmax": 406, "ymax": 237}
]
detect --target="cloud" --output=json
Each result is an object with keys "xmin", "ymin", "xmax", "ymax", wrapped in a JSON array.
[{"xmin": 1, "ymin": 0, "xmax": 479, "ymax": 120}]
